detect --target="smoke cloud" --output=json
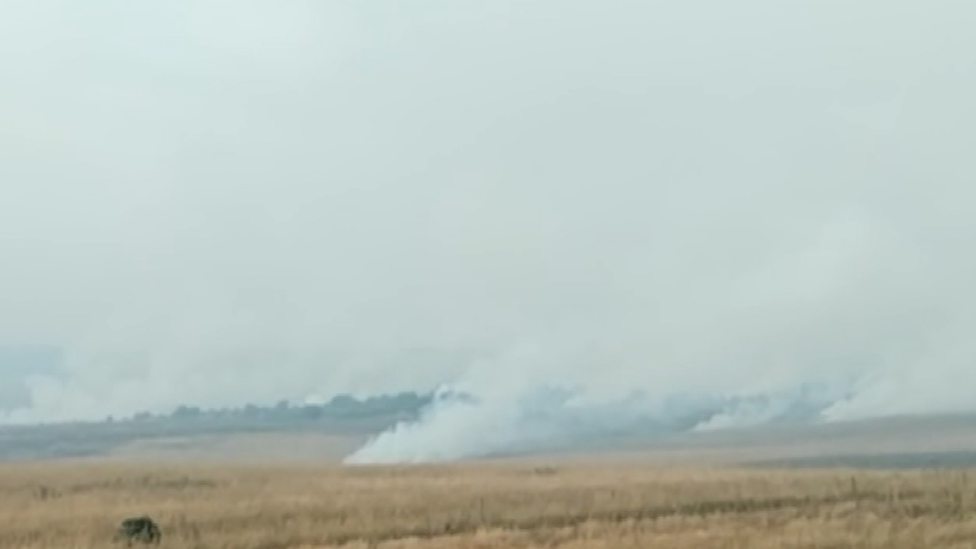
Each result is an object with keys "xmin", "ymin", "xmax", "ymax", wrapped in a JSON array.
[{"xmin": 3, "ymin": 0, "xmax": 976, "ymax": 461}]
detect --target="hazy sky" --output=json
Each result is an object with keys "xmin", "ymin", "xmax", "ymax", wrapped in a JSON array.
[{"xmin": 2, "ymin": 1, "xmax": 976, "ymax": 430}]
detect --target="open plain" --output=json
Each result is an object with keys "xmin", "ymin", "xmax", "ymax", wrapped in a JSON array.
[
  {"xmin": 5, "ymin": 413, "xmax": 976, "ymax": 547},
  {"xmin": 3, "ymin": 459, "xmax": 976, "ymax": 549}
]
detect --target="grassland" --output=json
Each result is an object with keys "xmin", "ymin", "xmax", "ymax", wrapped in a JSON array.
[{"xmin": 1, "ymin": 460, "xmax": 975, "ymax": 548}]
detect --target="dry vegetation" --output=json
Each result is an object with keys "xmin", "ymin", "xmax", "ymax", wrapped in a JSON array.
[{"xmin": 1, "ymin": 459, "xmax": 975, "ymax": 548}]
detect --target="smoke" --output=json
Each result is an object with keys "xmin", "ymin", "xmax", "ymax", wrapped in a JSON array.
[
  {"xmin": 3, "ymin": 0, "xmax": 976, "ymax": 456},
  {"xmin": 344, "ymin": 199, "xmax": 976, "ymax": 463},
  {"xmin": 344, "ymin": 344, "xmax": 865, "ymax": 464},
  {"xmin": 344, "ymin": 208, "xmax": 961, "ymax": 463}
]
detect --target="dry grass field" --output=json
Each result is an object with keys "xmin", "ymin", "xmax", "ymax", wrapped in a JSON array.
[{"xmin": 1, "ymin": 460, "xmax": 975, "ymax": 549}]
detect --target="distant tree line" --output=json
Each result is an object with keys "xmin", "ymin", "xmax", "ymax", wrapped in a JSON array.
[
  {"xmin": 0, "ymin": 391, "xmax": 448, "ymax": 461},
  {"xmin": 119, "ymin": 391, "xmax": 435, "ymax": 426}
]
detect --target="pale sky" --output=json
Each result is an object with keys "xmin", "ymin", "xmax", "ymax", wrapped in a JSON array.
[{"xmin": 2, "ymin": 1, "xmax": 976, "ymax": 430}]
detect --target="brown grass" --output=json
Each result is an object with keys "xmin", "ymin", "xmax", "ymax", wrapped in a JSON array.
[{"xmin": 0, "ymin": 459, "xmax": 974, "ymax": 548}]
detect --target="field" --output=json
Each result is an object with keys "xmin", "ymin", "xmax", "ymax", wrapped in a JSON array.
[{"xmin": 2, "ymin": 460, "xmax": 976, "ymax": 549}]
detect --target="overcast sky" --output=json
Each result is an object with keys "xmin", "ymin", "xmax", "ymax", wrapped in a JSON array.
[{"xmin": 2, "ymin": 0, "xmax": 976, "ymax": 424}]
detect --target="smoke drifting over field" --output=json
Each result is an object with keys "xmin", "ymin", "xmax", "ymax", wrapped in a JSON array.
[{"xmin": 3, "ymin": 1, "xmax": 976, "ymax": 462}]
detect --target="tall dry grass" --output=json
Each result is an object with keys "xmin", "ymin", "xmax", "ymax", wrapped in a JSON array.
[{"xmin": 0, "ymin": 460, "xmax": 974, "ymax": 548}]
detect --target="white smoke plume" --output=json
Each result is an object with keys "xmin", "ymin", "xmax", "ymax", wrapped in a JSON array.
[
  {"xmin": 344, "ymin": 210, "xmax": 961, "ymax": 463},
  {"xmin": 2, "ymin": 0, "xmax": 976, "ymax": 462}
]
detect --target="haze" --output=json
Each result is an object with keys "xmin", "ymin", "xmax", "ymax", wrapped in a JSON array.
[{"xmin": 2, "ymin": 1, "xmax": 975, "ymax": 462}]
